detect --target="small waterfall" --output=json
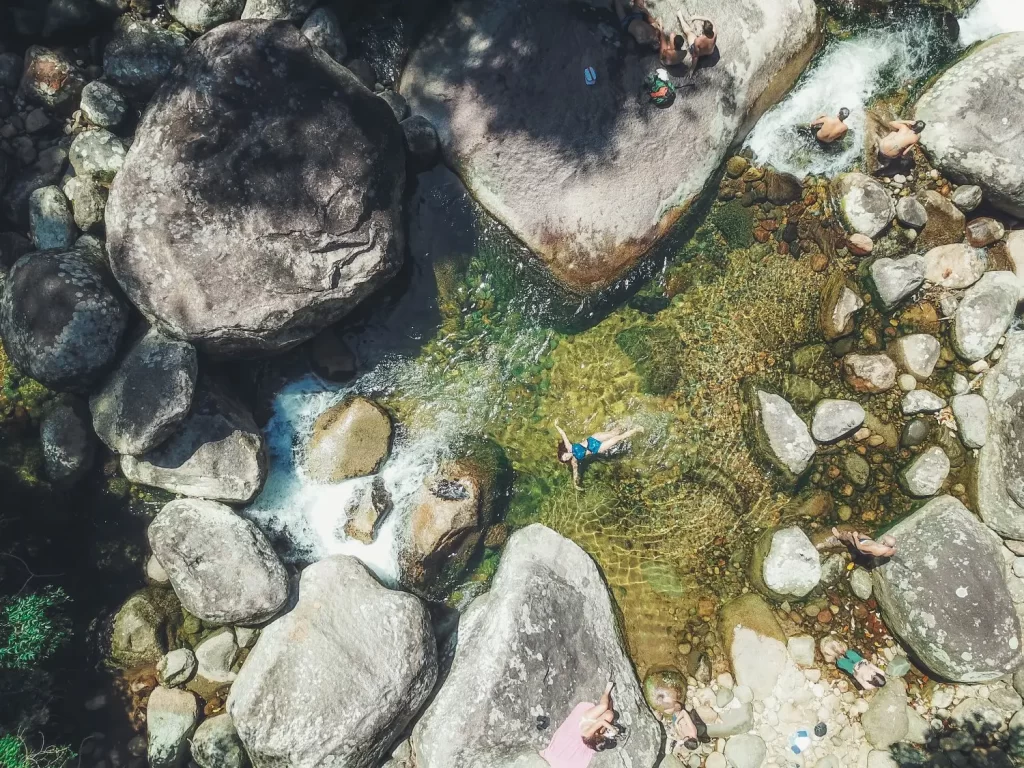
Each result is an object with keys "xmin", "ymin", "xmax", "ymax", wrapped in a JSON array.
[{"xmin": 958, "ymin": 0, "xmax": 1024, "ymax": 46}]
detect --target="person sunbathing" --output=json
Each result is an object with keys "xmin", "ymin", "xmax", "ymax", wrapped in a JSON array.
[
  {"xmin": 831, "ymin": 527, "xmax": 897, "ymax": 560},
  {"xmin": 540, "ymin": 683, "xmax": 619, "ymax": 767},
  {"xmin": 613, "ymin": 0, "xmax": 661, "ymax": 52},
  {"xmin": 555, "ymin": 420, "xmax": 644, "ymax": 490},
  {"xmin": 675, "ymin": 11, "xmax": 716, "ymax": 74},
  {"xmin": 810, "ymin": 108, "xmax": 850, "ymax": 143},
  {"xmin": 836, "ymin": 649, "xmax": 887, "ymax": 690}
]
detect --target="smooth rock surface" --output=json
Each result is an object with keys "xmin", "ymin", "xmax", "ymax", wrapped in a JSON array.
[
  {"xmin": 121, "ymin": 378, "xmax": 266, "ymax": 502},
  {"xmin": 861, "ymin": 678, "xmax": 909, "ymax": 749},
  {"xmin": 834, "ymin": 172, "xmax": 894, "ymax": 239},
  {"xmin": 915, "ymin": 33, "xmax": 1024, "ymax": 217},
  {"xmin": 723, "ymin": 734, "xmax": 766, "ymax": 768},
  {"xmin": 241, "ymin": 0, "xmax": 315, "ymax": 21},
  {"xmin": 901, "ymin": 389, "xmax": 946, "ymax": 415},
  {"xmin": 80, "ymin": 80, "xmax": 128, "ymax": 129},
  {"xmin": 40, "ymin": 398, "xmax": 95, "ymax": 486},
  {"xmin": 952, "ymin": 393, "xmax": 988, "ymax": 449},
  {"xmin": 720, "ymin": 594, "xmax": 788, "ymax": 701},
  {"xmin": 900, "ymin": 445, "xmax": 949, "ymax": 496},
  {"xmin": 953, "ymin": 271, "xmax": 1018, "ymax": 362},
  {"xmin": 895, "ymin": 196, "xmax": 927, "ymax": 229},
  {"xmin": 63, "ymin": 176, "xmax": 108, "ymax": 234},
  {"xmin": 110, "ymin": 588, "xmax": 179, "ymax": 669},
  {"xmin": 755, "ymin": 390, "xmax": 815, "ymax": 477},
  {"xmin": 168, "ymin": 0, "xmax": 244, "ymax": 33},
  {"xmin": 872, "ymin": 495, "xmax": 1024, "ymax": 681},
  {"xmin": 229, "ymin": 555, "xmax": 438, "ymax": 768},
  {"xmin": 29, "ymin": 185, "xmax": 76, "ymax": 250},
  {"xmin": 90, "ymin": 328, "xmax": 198, "ymax": 455},
  {"xmin": 69, "ymin": 129, "xmax": 127, "ymax": 183},
  {"xmin": 966, "ymin": 216, "xmax": 1005, "ymax": 248},
  {"xmin": 103, "ymin": 18, "xmax": 190, "ymax": 97},
  {"xmin": 952, "ymin": 184, "xmax": 983, "ymax": 212},
  {"xmin": 760, "ymin": 526, "xmax": 821, "ymax": 598},
  {"xmin": 191, "ymin": 714, "xmax": 246, "ymax": 768},
  {"xmin": 922, "ymin": 243, "xmax": 986, "ymax": 289},
  {"xmin": 148, "ymin": 498, "xmax": 288, "ymax": 624},
  {"xmin": 147, "ymin": 687, "xmax": 199, "ymax": 768},
  {"xmin": 157, "ymin": 648, "xmax": 197, "ymax": 688},
  {"xmin": 811, "ymin": 399, "xmax": 865, "ymax": 443},
  {"xmin": 401, "ymin": 0, "xmax": 820, "ymax": 292},
  {"xmin": 890, "ymin": 333, "xmax": 940, "ymax": 380},
  {"xmin": 411, "ymin": 524, "xmax": 661, "ymax": 767},
  {"xmin": 305, "ymin": 397, "xmax": 392, "ymax": 483},
  {"xmin": 843, "ymin": 353, "xmax": 897, "ymax": 393},
  {"xmin": 869, "ymin": 255, "xmax": 924, "ymax": 308}
]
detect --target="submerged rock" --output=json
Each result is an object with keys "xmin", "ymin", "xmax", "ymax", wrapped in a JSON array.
[
  {"xmin": 0, "ymin": 247, "xmax": 128, "ymax": 391},
  {"xmin": 410, "ymin": 524, "xmax": 661, "ymax": 767},
  {"xmin": 110, "ymin": 588, "xmax": 180, "ymax": 669},
  {"xmin": 148, "ymin": 498, "xmax": 288, "ymax": 625},
  {"xmin": 833, "ymin": 172, "xmax": 894, "ymax": 239},
  {"xmin": 720, "ymin": 593, "xmax": 788, "ymax": 702},
  {"xmin": 819, "ymin": 273, "xmax": 863, "ymax": 341},
  {"xmin": 229, "ymin": 556, "xmax": 437, "ymax": 768},
  {"xmin": 147, "ymin": 686, "xmax": 199, "ymax": 768},
  {"xmin": 914, "ymin": 33, "xmax": 1024, "ymax": 217},
  {"xmin": 747, "ymin": 387, "xmax": 815, "ymax": 482},
  {"xmin": 843, "ymin": 353, "xmax": 897, "ymax": 393},
  {"xmin": 752, "ymin": 526, "xmax": 821, "ymax": 599},
  {"xmin": 40, "ymin": 398, "xmax": 95, "ymax": 486},
  {"xmin": 106, "ymin": 20, "xmax": 405, "ymax": 357},
  {"xmin": 953, "ymin": 271, "xmax": 1018, "ymax": 362},
  {"xmin": 121, "ymin": 378, "xmax": 266, "ymax": 502},
  {"xmin": 305, "ymin": 396, "xmax": 392, "ymax": 483},
  {"xmin": 400, "ymin": 0, "xmax": 820, "ymax": 292},
  {"xmin": 873, "ymin": 495, "xmax": 1023, "ymax": 682},
  {"xmin": 103, "ymin": 18, "xmax": 190, "ymax": 97},
  {"xmin": 811, "ymin": 399, "xmax": 865, "ymax": 443},
  {"xmin": 916, "ymin": 190, "xmax": 966, "ymax": 251},
  {"xmin": 900, "ymin": 445, "xmax": 950, "ymax": 497}
]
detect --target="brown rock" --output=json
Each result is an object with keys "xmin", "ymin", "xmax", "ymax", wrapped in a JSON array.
[
  {"xmin": 965, "ymin": 217, "xmax": 1006, "ymax": 248},
  {"xmin": 847, "ymin": 233, "xmax": 873, "ymax": 255},
  {"xmin": 725, "ymin": 156, "xmax": 749, "ymax": 179},
  {"xmin": 305, "ymin": 397, "xmax": 392, "ymax": 483},
  {"xmin": 342, "ymin": 476, "xmax": 392, "ymax": 544},
  {"xmin": 917, "ymin": 190, "xmax": 965, "ymax": 251},
  {"xmin": 843, "ymin": 354, "xmax": 897, "ymax": 393},
  {"xmin": 766, "ymin": 169, "xmax": 803, "ymax": 205},
  {"xmin": 19, "ymin": 46, "xmax": 85, "ymax": 110},
  {"xmin": 810, "ymin": 252, "xmax": 829, "ymax": 272},
  {"xmin": 899, "ymin": 302, "xmax": 940, "ymax": 336}
]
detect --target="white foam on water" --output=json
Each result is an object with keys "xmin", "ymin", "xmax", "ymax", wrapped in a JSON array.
[
  {"xmin": 959, "ymin": 0, "xmax": 1024, "ymax": 46},
  {"xmin": 744, "ymin": 25, "xmax": 938, "ymax": 178}
]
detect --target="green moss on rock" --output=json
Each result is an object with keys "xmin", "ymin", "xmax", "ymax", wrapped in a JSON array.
[
  {"xmin": 710, "ymin": 201, "xmax": 755, "ymax": 251},
  {"xmin": 615, "ymin": 326, "xmax": 682, "ymax": 396}
]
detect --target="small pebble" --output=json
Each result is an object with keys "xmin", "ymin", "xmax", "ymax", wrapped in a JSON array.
[{"xmin": 898, "ymin": 374, "xmax": 917, "ymax": 392}]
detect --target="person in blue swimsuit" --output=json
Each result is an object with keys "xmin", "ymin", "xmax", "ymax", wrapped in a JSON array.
[{"xmin": 555, "ymin": 420, "xmax": 644, "ymax": 490}]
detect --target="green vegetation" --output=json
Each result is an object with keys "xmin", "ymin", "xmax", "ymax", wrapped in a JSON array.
[
  {"xmin": 0, "ymin": 588, "xmax": 71, "ymax": 671},
  {"xmin": 709, "ymin": 201, "xmax": 755, "ymax": 251},
  {"xmin": 0, "ymin": 733, "xmax": 74, "ymax": 768},
  {"xmin": 614, "ymin": 326, "xmax": 682, "ymax": 396}
]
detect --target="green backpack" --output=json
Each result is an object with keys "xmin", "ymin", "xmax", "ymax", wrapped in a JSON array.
[{"xmin": 644, "ymin": 71, "xmax": 676, "ymax": 106}]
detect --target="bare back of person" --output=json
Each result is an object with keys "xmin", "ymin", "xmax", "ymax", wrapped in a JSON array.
[
  {"xmin": 879, "ymin": 120, "xmax": 925, "ymax": 160},
  {"xmin": 811, "ymin": 109, "xmax": 849, "ymax": 144}
]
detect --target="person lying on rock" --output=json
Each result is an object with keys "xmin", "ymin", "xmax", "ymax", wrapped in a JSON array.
[
  {"xmin": 810, "ymin": 108, "xmax": 850, "ymax": 144},
  {"xmin": 830, "ymin": 527, "xmax": 897, "ymax": 562},
  {"xmin": 836, "ymin": 648, "xmax": 887, "ymax": 690},
  {"xmin": 667, "ymin": 703, "xmax": 702, "ymax": 754},
  {"xmin": 675, "ymin": 11, "xmax": 716, "ymax": 75},
  {"xmin": 539, "ymin": 682, "xmax": 620, "ymax": 767},
  {"xmin": 613, "ymin": 0, "xmax": 662, "ymax": 53},
  {"xmin": 877, "ymin": 119, "xmax": 925, "ymax": 165},
  {"xmin": 555, "ymin": 420, "xmax": 644, "ymax": 490}
]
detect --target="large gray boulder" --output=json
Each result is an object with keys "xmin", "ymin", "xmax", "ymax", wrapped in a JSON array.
[
  {"xmin": 106, "ymin": 20, "xmax": 405, "ymax": 357},
  {"xmin": 915, "ymin": 33, "xmax": 1024, "ymax": 217},
  {"xmin": 833, "ymin": 172, "xmax": 895, "ymax": 239},
  {"xmin": 228, "ymin": 556, "xmax": 437, "ymax": 768},
  {"xmin": 411, "ymin": 524, "xmax": 661, "ymax": 768},
  {"xmin": 103, "ymin": 18, "xmax": 190, "ymax": 97},
  {"xmin": 148, "ymin": 498, "xmax": 289, "ymax": 625},
  {"xmin": 121, "ymin": 377, "xmax": 266, "ymax": 502},
  {"xmin": 400, "ymin": 0, "xmax": 819, "ymax": 293},
  {"xmin": 0, "ymin": 247, "xmax": 128, "ymax": 391},
  {"xmin": 953, "ymin": 271, "xmax": 1019, "ymax": 362},
  {"xmin": 90, "ymin": 328, "xmax": 198, "ymax": 455},
  {"xmin": 872, "ymin": 495, "xmax": 1023, "ymax": 682},
  {"xmin": 975, "ymin": 331, "xmax": 1024, "ymax": 539},
  {"xmin": 147, "ymin": 687, "xmax": 200, "ymax": 768}
]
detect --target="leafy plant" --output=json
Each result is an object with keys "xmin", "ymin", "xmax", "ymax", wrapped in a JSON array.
[
  {"xmin": 0, "ymin": 588, "xmax": 71, "ymax": 671},
  {"xmin": 0, "ymin": 733, "xmax": 74, "ymax": 768}
]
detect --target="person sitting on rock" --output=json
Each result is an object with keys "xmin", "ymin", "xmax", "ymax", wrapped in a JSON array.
[
  {"xmin": 614, "ymin": 0, "xmax": 661, "ymax": 53},
  {"xmin": 877, "ymin": 119, "xmax": 925, "ymax": 165},
  {"xmin": 555, "ymin": 420, "xmax": 644, "ymax": 490},
  {"xmin": 836, "ymin": 648, "xmax": 887, "ymax": 690},
  {"xmin": 810, "ymin": 108, "xmax": 850, "ymax": 144},
  {"xmin": 830, "ymin": 527, "xmax": 897, "ymax": 562},
  {"xmin": 539, "ymin": 682, "xmax": 620, "ymax": 767},
  {"xmin": 675, "ymin": 11, "xmax": 717, "ymax": 74}
]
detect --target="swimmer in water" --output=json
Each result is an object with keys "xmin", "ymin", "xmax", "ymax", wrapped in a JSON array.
[
  {"xmin": 555, "ymin": 420, "xmax": 644, "ymax": 490},
  {"xmin": 810, "ymin": 108, "xmax": 850, "ymax": 144}
]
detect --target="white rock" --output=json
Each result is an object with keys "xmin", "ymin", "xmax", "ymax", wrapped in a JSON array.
[
  {"xmin": 954, "ymin": 271, "xmax": 1020, "ymax": 362},
  {"xmin": 952, "ymin": 373, "xmax": 970, "ymax": 395},
  {"xmin": 890, "ymin": 334, "xmax": 941, "ymax": 380},
  {"xmin": 757, "ymin": 391, "xmax": 816, "ymax": 477},
  {"xmin": 923, "ymin": 243, "xmax": 987, "ymax": 289},
  {"xmin": 147, "ymin": 687, "xmax": 199, "ymax": 768},
  {"xmin": 763, "ymin": 527, "xmax": 821, "ymax": 598},
  {"xmin": 723, "ymin": 734, "xmax": 766, "ymax": 768},
  {"xmin": 900, "ymin": 446, "xmax": 950, "ymax": 497},
  {"xmin": 157, "ymin": 648, "xmax": 197, "ymax": 688},
  {"xmin": 194, "ymin": 629, "xmax": 239, "ymax": 686},
  {"xmin": 951, "ymin": 393, "xmax": 988, "ymax": 449},
  {"xmin": 901, "ymin": 389, "xmax": 946, "ymax": 415},
  {"xmin": 850, "ymin": 568, "xmax": 872, "ymax": 600},
  {"xmin": 1005, "ymin": 230, "xmax": 1024, "ymax": 301},
  {"xmin": 869, "ymin": 255, "xmax": 924, "ymax": 309},
  {"xmin": 811, "ymin": 400, "xmax": 866, "ymax": 443},
  {"xmin": 898, "ymin": 374, "xmax": 917, "ymax": 391},
  {"xmin": 146, "ymin": 554, "xmax": 169, "ymax": 584},
  {"xmin": 788, "ymin": 636, "xmax": 816, "ymax": 667}
]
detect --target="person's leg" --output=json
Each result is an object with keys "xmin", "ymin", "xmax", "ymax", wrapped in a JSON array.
[{"xmin": 597, "ymin": 427, "xmax": 643, "ymax": 453}]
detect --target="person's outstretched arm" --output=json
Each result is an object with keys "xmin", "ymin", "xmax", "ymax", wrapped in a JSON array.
[
  {"xmin": 571, "ymin": 458, "xmax": 582, "ymax": 490},
  {"xmin": 555, "ymin": 422, "xmax": 573, "ymax": 453}
]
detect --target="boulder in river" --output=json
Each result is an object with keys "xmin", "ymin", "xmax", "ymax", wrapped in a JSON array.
[
  {"xmin": 953, "ymin": 271, "xmax": 1019, "ymax": 362},
  {"xmin": 751, "ymin": 526, "xmax": 821, "ymax": 599},
  {"xmin": 148, "ymin": 498, "xmax": 288, "ymax": 625},
  {"xmin": 103, "ymin": 18, "xmax": 190, "ymax": 97},
  {"xmin": 191, "ymin": 714, "xmax": 246, "ymax": 768},
  {"xmin": 29, "ymin": 185, "xmax": 76, "ymax": 251},
  {"xmin": 719, "ymin": 593, "xmax": 788, "ymax": 702},
  {"xmin": 400, "ymin": 0, "xmax": 820, "ymax": 292},
  {"xmin": 167, "ymin": 0, "xmax": 245, "ymax": 33},
  {"xmin": 110, "ymin": 587, "xmax": 181, "ymax": 669},
  {"xmin": 147, "ymin": 686, "xmax": 199, "ymax": 768},
  {"xmin": 121, "ymin": 377, "xmax": 266, "ymax": 502},
  {"xmin": 872, "ymin": 495, "xmax": 1023, "ymax": 682},
  {"xmin": 869, "ymin": 255, "xmax": 924, "ymax": 309},
  {"xmin": 922, "ymin": 243, "xmax": 986, "ymax": 289},
  {"xmin": 410, "ymin": 524, "xmax": 661, "ymax": 767},
  {"xmin": 899, "ymin": 445, "xmax": 949, "ymax": 497},
  {"xmin": 811, "ymin": 399, "xmax": 865, "ymax": 443},
  {"xmin": 90, "ymin": 328, "xmax": 198, "ymax": 455},
  {"xmin": 843, "ymin": 353, "xmax": 897, "ymax": 393},
  {"xmin": 833, "ymin": 172, "xmax": 894, "ymax": 239},
  {"xmin": 40, "ymin": 397, "xmax": 95, "ymax": 486},
  {"xmin": 0, "ymin": 247, "xmax": 128, "ymax": 391},
  {"xmin": 106, "ymin": 20, "xmax": 405, "ymax": 357},
  {"xmin": 744, "ymin": 384, "xmax": 815, "ymax": 484},
  {"xmin": 915, "ymin": 190, "xmax": 966, "ymax": 251},
  {"xmin": 304, "ymin": 396, "xmax": 392, "ymax": 483},
  {"xmin": 228, "ymin": 555, "xmax": 437, "ymax": 768},
  {"xmin": 914, "ymin": 33, "xmax": 1024, "ymax": 217}
]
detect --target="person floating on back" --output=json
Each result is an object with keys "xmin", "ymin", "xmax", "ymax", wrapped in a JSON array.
[
  {"xmin": 555, "ymin": 420, "xmax": 644, "ymax": 490},
  {"xmin": 830, "ymin": 527, "xmax": 897, "ymax": 562},
  {"xmin": 877, "ymin": 119, "xmax": 925, "ymax": 165},
  {"xmin": 539, "ymin": 682, "xmax": 620, "ymax": 767},
  {"xmin": 810, "ymin": 108, "xmax": 850, "ymax": 144}
]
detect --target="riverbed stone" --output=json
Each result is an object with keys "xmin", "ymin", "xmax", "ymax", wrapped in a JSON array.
[
  {"xmin": 148, "ymin": 498, "xmax": 288, "ymax": 625},
  {"xmin": 0, "ymin": 247, "xmax": 128, "ymax": 391},
  {"xmin": 901, "ymin": 389, "xmax": 946, "ymax": 415},
  {"xmin": 401, "ymin": 0, "xmax": 820, "ymax": 292},
  {"xmin": 241, "ymin": 0, "xmax": 315, "ymax": 21},
  {"xmin": 862, "ymin": 677, "xmax": 909, "ymax": 749},
  {"xmin": 107, "ymin": 20, "xmax": 405, "ymax": 357},
  {"xmin": 890, "ymin": 333, "xmax": 940, "ymax": 380},
  {"xmin": 967, "ymin": 217, "xmax": 1006, "ymax": 248},
  {"xmin": 914, "ymin": 33, "xmax": 1024, "ymax": 218},
  {"xmin": 723, "ymin": 734, "xmax": 766, "ymax": 768},
  {"xmin": 301, "ymin": 7, "xmax": 346, "ymax": 63},
  {"xmin": 843, "ymin": 353, "xmax": 897, "ymax": 393},
  {"xmin": 230, "ymin": 555, "xmax": 438, "ymax": 768},
  {"xmin": 952, "ymin": 185, "xmax": 983, "ymax": 213},
  {"xmin": 191, "ymin": 714, "xmax": 245, "ymax": 768},
  {"xmin": 922, "ymin": 243, "xmax": 986, "ymax": 289},
  {"xmin": 900, "ymin": 446, "xmax": 950, "ymax": 496},
  {"xmin": 305, "ymin": 396, "xmax": 392, "ymax": 483},
  {"xmin": 895, "ymin": 196, "xmax": 928, "ymax": 229},
  {"xmin": 952, "ymin": 393, "xmax": 988, "ymax": 449},
  {"xmin": 401, "ymin": 115, "xmax": 440, "ymax": 170},
  {"xmin": 157, "ymin": 648, "xmax": 197, "ymax": 688},
  {"xmin": 707, "ymin": 704, "xmax": 754, "ymax": 738},
  {"xmin": 29, "ymin": 185, "xmax": 76, "ymax": 250},
  {"xmin": 410, "ymin": 524, "xmax": 661, "ymax": 767},
  {"xmin": 916, "ymin": 190, "xmax": 966, "ymax": 251},
  {"xmin": 147, "ymin": 686, "xmax": 199, "ymax": 768},
  {"xmin": 19, "ymin": 46, "xmax": 85, "ymax": 110},
  {"xmin": 69, "ymin": 129, "xmax": 127, "ymax": 184},
  {"xmin": 40, "ymin": 398, "xmax": 95, "ymax": 486},
  {"xmin": 953, "ymin": 271, "xmax": 1019, "ymax": 362},
  {"xmin": 168, "ymin": 0, "xmax": 244, "ymax": 33},
  {"xmin": 756, "ymin": 526, "xmax": 821, "ymax": 599},
  {"xmin": 834, "ymin": 172, "xmax": 894, "ymax": 239},
  {"xmin": 110, "ymin": 588, "xmax": 179, "ymax": 669},
  {"xmin": 90, "ymin": 328, "xmax": 198, "ymax": 455},
  {"xmin": 819, "ymin": 273, "xmax": 863, "ymax": 341},
  {"xmin": 850, "ymin": 567, "xmax": 873, "ymax": 600},
  {"xmin": 811, "ymin": 399, "xmax": 865, "ymax": 443},
  {"xmin": 869, "ymin": 255, "xmax": 924, "ymax": 309},
  {"xmin": 872, "ymin": 495, "xmax": 1024, "ymax": 682},
  {"xmin": 103, "ymin": 18, "xmax": 190, "ymax": 97},
  {"xmin": 121, "ymin": 378, "xmax": 266, "ymax": 502},
  {"xmin": 753, "ymin": 390, "xmax": 815, "ymax": 479},
  {"xmin": 63, "ymin": 177, "xmax": 107, "ymax": 234},
  {"xmin": 191, "ymin": 628, "xmax": 239, "ymax": 696},
  {"xmin": 80, "ymin": 80, "xmax": 127, "ymax": 129},
  {"xmin": 720, "ymin": 594, "xmax": 788, "ymax": 701}
]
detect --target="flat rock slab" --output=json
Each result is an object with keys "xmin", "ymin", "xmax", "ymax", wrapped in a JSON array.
[
  {"xmin": 915, "ymin": 33, "xmax": 1024, "ymax": 217},
  {"xmin": 872, "ymin": 495, "xmax": 1023, "ymax": 682},
  {"xmin": 411, "ymin": 524, "xmax": 661, "ymax": 767},
  {"xmin": 401, "ymin": 0, "xmax": 819, "ymax": 292}
]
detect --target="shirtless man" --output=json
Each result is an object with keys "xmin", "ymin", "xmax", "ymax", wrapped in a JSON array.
[
  {"xmin": 614, "ymin": 0, "xmax": 661, "ymax": 52},
  {"xmin": 675, "ymin": 11, "xmax": 716, "ymax": 74},
  {"xmin": 878, "ymin": 119, "xmax": 925, "ymax": 163},
  {"xmin": 828, "ymin": 527, "xmax": 897, "ymax": 560},
  {"xmin": 810, "ymin": 108, "xmax": 850, "ymax": 144}
]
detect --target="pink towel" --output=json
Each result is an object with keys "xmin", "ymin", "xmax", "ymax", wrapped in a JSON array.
[{"xmin": 540, "ymin": 702, "xmax": 597, "ymax": 768}]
